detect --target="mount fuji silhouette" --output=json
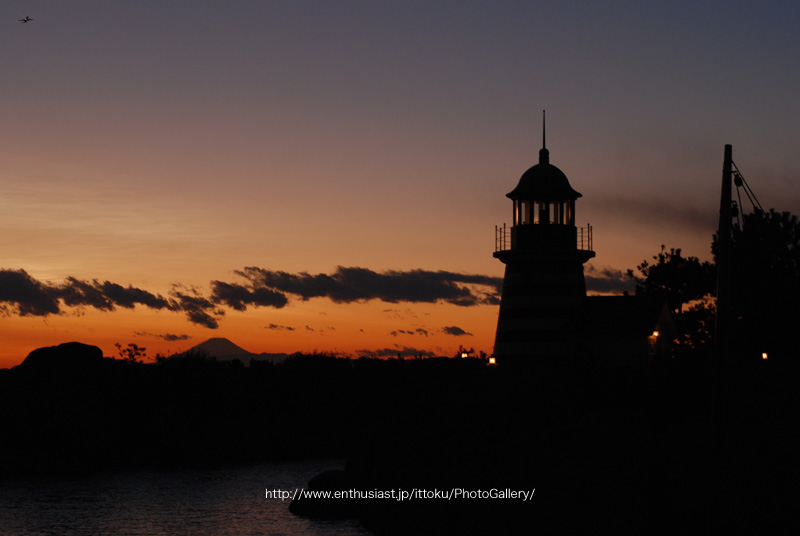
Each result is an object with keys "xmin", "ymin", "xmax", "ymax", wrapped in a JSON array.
[{"xmin": 181, "ymin": 337, "xmax": 288, "ymax": 365}]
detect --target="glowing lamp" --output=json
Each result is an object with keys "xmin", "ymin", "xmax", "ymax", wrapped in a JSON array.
[
  {"xmin": 652, "ymin": 331, "xmax": 659, "ymax": 337},
  {"xmin": 488, "ymin": 357, "xmax": 496, "ymax": 365},
  {"xmin": 762, "ymin": 352, "xmax": 768, "ymax": 360}
]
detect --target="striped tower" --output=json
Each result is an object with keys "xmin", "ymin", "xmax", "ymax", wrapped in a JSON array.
[{"xmin": 493, "ymin": 131, "xmax": 595, "ymax": 365}]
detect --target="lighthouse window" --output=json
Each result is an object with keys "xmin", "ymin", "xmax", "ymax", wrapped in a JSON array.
[
  {"xmin": 515, "ymin": 200, "xmax": 531, "ymax": 225},
  {"xmin": 538, "ymin": 202, "xmax": 549, "ymax": 224}
]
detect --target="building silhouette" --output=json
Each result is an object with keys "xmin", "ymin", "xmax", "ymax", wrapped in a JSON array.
[
  {"xmin": 493, "ymin": 128, "xmax": 674, "ymax": 368},
  {"xmin": 493, "ymin": 134, "xmax": 595, "ymax": 365}
]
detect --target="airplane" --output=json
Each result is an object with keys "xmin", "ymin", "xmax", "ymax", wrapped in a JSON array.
[{"xmin": 18, "ymin": 16, "xmax": 34, "ymax": 23}]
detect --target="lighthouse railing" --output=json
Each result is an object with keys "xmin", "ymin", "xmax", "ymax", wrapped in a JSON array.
[
  {"xmin": 495, "ymin": 224, "xmax": 510, "ymax": 252},
  {"xmin": 577, "ymin": 224, "xmax": 593, "ymax": 251},
  {"xmin": 495, "ymin": 223, "xmax": 593, "ymax": 252}
]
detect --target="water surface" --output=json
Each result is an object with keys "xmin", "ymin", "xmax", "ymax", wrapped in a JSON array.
[{"xmin": 0, "ymin": 460, "xmax": 372, "ymax": 536}]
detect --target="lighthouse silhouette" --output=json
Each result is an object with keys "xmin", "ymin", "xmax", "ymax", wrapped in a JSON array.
[{"xmin": 493, "ymin": 113, "xmax": 595, "ymax": 365}]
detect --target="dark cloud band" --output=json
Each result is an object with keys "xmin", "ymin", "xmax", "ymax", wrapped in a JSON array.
[
  {"xmin": 2, "ymin": 265, "xmax": 630, "ymax": 329},
  {"xmin": 228, "ymin": 266, "xmax": 502, "ymax": 307}
]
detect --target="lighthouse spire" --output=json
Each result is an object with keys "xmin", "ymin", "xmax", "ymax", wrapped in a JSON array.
[
  {"xmin": 542, "ymin": 109, "xmax": 546, "ymax": 149},
  {"xmin": 539, "ymin": 110, "xmax": 549, "ymax": 164}
]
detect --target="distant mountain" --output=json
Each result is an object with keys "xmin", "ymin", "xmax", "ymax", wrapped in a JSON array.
[
  {"xmin": 190, "ymin": 337, "xmax": 252, "ymax": 358},
  {"xmin": 181, "ymin": 337, "xmax": 289, "ymax": 366}
]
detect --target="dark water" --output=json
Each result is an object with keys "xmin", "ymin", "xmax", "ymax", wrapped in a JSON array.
[{"xmin": 0, "ymin": 460, "xmax": 373, "ymax": 535}]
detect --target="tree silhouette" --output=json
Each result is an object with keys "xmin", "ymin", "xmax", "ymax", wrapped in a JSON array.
[
  {"xmin": 630, "ymin": 209, "xmax": 800, "ymax": 360},
  {"xmin": 627, "ymin": 246, "xmax": 716, "ymax": 354},
  {"xmin": 680, "ymin": 300, "xmax": 716, "ymax": 353},
  {"xmin": 627, "ymin": 245, "xmax": 716, "ymax": 315},
  {"xmin": 115, "ymin": 342, "xmax": 148, "ymax": 363},
  {"xmin": 714, "ymin": 209, "xmax": 800, "ymax": 360}
]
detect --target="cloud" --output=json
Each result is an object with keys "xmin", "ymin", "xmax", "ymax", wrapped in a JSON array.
[
  {"xmin": 356, "ymin": 346, "xmax": 437, "ymax": 358},
  {"xmin": 1, "ymin": 265, "xmax": 502, "ymax": 329},
  {"xmin": 390, "ymin": 328, "xmax": 429, "ymax": 337},
  {"xmin": 301, "ymin": 324, "xmax": 336, "ymax": 334},
  {"xmin": 441, "ymin": 325, "xmax": 473, "ymax": 336},
  {"xmin": 266, "ymin": 323, "xmax": 295, "ymax": 331},
  {"xmin": 59, "ymin": 277, "xmax": 115, "ymax": 310},
  {"xmin": 168, "ymin": 285, "xmax": 222, "ymax": 329},
  {"xmin": 209, "ymin": 280, "xmax": 288, "ymax": 311},
  {"xmin": 1, "ymin": 269, "xmax": 173, "ymax": 317},
  {"xmin": 158, "ymin": 333, "xmax": 192, "ymax": 341},
  {"xmin": 95, "ymin": 281, "xmax": 171, "ymax": 309},
  {"xmin": 584, "ymin": 265, "xmax": 635, "ymax": 294},
  {"xmin": 476, "ymin": 291, "xmax": 501, "ymax": 306},
  {"xmin": 591, "ymin": 193, "xmax": 716, "ymax": 235},
  {"xmin": 59, "ymin": 277, "xmax": 172, "ymax": 311},
  {"xmin": 0, "ymin": 269, "xmax": 61, "ymax": 316},
  {"xmin": 133, "ymin": 331, "xmax": 192, "ymax": 341},
  {"xmin": 383, "ymin": 308, "xmax": 418, "ymax": 319},
  {"xmin": 232, "ymin": 266, "xmax": 501, "ymax": 307}
]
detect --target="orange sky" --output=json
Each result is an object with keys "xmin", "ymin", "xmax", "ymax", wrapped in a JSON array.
[
  {"xmin": 0, "ymin": 299, "xmax": 500, "ymax": 367},
  {"xmin": 2, "ymin": 2, "xmax": 799, "ymax": 368}
]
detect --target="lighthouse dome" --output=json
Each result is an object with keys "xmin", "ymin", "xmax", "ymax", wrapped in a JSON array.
[{"xmin": 507, "ymin": 148, "xmax": 582, "ymax": 201}]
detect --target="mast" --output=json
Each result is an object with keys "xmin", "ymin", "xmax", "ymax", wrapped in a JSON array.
[
  {"xmin": 711, "ymin": 144, "xmax": 733, "ymax": 527},
  {"xmin": 716, "ymin": 144, "xmax": 732, "ymax": 369}
]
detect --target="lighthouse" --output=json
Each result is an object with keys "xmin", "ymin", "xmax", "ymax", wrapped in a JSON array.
[{"xmin": 493, "ymin": 122, "xmax": 595, "ymax": 365}]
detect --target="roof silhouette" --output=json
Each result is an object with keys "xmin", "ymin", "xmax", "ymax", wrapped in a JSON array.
[{"xmin": 507, "ymin": 147, "xmax": 582, "ymax": 201}]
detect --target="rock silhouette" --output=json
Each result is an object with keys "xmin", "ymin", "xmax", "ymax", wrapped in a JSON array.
[{"xmin": 18, "ymin": 342, "xmax": 105, "ymax": 372}]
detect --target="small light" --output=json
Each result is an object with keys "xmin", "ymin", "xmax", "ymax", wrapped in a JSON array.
[
  {"xmin": 652, "ymin": 331, "xmax": 659, "ymax": 337},
  {"xmin": 461, "ymin": 352, "xmax": 468, "ymax": 359},
  {"xmin": 762, "ymin": 352, "xmax": 768, "ymax": 360},
  {"xmin": 488, "ymin": 357, "xmax": 496, "ymax": 365}
]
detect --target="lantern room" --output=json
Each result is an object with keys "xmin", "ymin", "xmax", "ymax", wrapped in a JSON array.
[
  {"xmin": 502, "ymin": 147, "xmax": 587, "ymax": 251},
  {"xmin": 510, "ymin": 148, "xmax": 580, "ymax": 223}
]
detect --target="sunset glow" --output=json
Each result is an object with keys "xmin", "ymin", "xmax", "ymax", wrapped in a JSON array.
[{"xmin": 2, "ymin": 1, "xmax": 799, "ymax": 368}]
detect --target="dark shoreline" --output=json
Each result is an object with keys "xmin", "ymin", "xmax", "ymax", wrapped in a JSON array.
[{"xmin": 2, "ymin": 343, "xmax": 797, "ymax": 533}]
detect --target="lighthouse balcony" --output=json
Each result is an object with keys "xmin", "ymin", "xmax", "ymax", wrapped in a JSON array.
[{"xmin": 495, "ymin": 223, "xmax": 593, "ymax": 252}]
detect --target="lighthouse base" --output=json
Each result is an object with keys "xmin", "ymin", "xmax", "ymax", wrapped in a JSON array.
[{"xmin": 492, "ymin": 248, "xmax": 593, "ymax": 366}]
